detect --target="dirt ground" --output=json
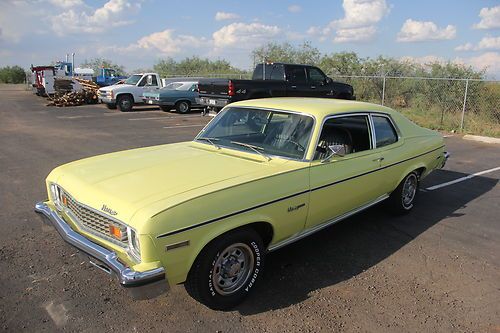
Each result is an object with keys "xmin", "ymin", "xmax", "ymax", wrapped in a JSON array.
[{"xmin": 0, "ymin": 85, "xmax": 499, "ymax": 332}]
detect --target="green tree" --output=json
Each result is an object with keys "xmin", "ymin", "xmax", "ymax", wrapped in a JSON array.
[
  {"xmin": 153, "ymin": 56, "xmax": 244, "ymax": 77},
  {"xmin": 251, "ymin": 42, "xmax": 321, "ymax": 66},
  {"xmin": 80, "ymin": 58, "xmax": 126, "ymax": 76},
  {"xmin": 0, "ymin": 66, "xmax": 26, "ymax": 84}
]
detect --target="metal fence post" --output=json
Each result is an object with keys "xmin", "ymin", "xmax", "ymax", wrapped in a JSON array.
[
  {"xmin": 460, "ymin": 79, "xmax": 469, "ymax": 132},
  {"xmin": 381, "ymin": 76, "xmax": 386, "ymax": 106}
]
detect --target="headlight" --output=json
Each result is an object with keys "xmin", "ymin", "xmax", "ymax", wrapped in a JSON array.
[
  {"xmin": 50, "ymin": 183, "xmax": 62, "ymax": 211},
  {"xmin": 127, "ymin": 227, "xmax": 141, "ymax": 261}
]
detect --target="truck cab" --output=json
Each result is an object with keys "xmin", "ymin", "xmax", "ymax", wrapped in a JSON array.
[{"xmin": 98, "ymin": 73, "xmax": 162, "ymax": 111}]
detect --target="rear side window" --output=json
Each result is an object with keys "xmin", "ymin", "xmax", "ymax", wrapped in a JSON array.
[
  {"xmin": 373, "ymin": 115, "xmax": 398, "ymax": 147},
  {"xmin": 286, "ymin": 66, "xmax": 307, "ymax": 84}
]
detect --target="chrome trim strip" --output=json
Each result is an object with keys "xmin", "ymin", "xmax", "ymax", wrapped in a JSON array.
[
  {"xmin": 34, "ymin": 202, "xmax": 166, "ymax": 289},
  {"xmin": 156, "ymin": 144, "xmax": 444, "ymax": 239},
  {"xmin": 268, "ymin": 194, "xmax": 389, "ymax": 252}
]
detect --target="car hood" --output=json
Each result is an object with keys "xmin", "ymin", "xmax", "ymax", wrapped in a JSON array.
[{"xmin": 49, "ymin": 142, "xmax": 298, "ymax": 229}]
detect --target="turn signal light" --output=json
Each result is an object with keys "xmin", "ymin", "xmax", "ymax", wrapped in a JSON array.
[{"xmin": 109, "ymin": 225, "xmax": 122, "ymax": 239}]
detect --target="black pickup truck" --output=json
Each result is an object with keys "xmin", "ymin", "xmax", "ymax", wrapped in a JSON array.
[{"xmin": 197, "ymin": 63, "xmax": 354, "ymax": 112}]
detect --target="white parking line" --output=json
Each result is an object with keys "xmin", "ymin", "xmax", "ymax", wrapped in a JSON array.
[
  {"xmin": 163, "ymin": 124, "xmax": 206, "ymax": 129},
  {"xmin": 129, "ymin": 115, "xmax": 201, "ymax": 121},
  {"xmin": 425, "ymin": 166, "xmax": 500, "ymax": 191}
]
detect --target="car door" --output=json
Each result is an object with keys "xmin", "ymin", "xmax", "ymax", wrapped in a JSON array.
[
  {"xmin": 285, "ymin": 65, "xmax": 310, "ymax": 97},
  {"xmin": 135, "ymin": 75, "xmax": 159, "ymax": 103},
  {"xmin": 306, "ymin": 67, "xmax": 329, "ymax": 97},
  {"xmin": 306, "ymin": 114, "xmax": 385, "ymax": 229}
]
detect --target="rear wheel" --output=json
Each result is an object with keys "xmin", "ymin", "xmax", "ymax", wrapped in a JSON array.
[
  {"xmin": 387, "ymin": 171, "xmax": 419, "ymax": 214},
  {"xmin": 185, "ymin": 228, "xmax": 265, "ymax": 310},
  {"xmin": 105, "ymin": 103, "xmax": 117, "ymax": 109},
  {"xmin": 117, "ymin": 95, "xmax": 133, "ymax": 112},
  {"xmin": 175, "ymin": 101, "xmax": 191, "ymax": 113}
]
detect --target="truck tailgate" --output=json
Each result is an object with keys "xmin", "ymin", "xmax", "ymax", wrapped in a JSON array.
[{"xmin": 198, "ymin": 79, "xmax": 229, "ymax": 98}]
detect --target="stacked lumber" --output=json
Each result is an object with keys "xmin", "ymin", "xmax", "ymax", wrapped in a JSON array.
[{"xmin": 47, "ymin": 77, "xmax": 99, "ymax": 107}]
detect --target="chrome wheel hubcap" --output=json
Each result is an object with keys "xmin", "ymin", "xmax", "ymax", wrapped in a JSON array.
[
  {"xmin": 402, "ymin": 174, "xmax": 417, "ymax": 208},
  {"xmin": 179, "ymin": 102, "xmax": 188, "ymax": 112},
  {"xmin": 212, "ymin": 243, "xmax": 254, "ymax": 295}
]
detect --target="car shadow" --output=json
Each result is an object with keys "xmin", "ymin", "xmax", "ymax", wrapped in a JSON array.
[{"xmin": 236, "ymin": 169, "xmax": 498, "ymax": 314}]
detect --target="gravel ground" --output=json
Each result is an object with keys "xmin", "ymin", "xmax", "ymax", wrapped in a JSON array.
[{"xmin": 0, "ymin": 86, "xmax": 499, "ymax": 332}]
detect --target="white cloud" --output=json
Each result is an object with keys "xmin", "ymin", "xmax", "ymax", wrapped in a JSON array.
[
  {"xmin": 307, "ymin": 0, "xmax": 389, "ymax": 43},
  {"xmin": 50, "ymin": 0, "xmax": 141, "ymax": 35},
  {"xmin": 473, "ymin": 5, "xmax": 500, "ymax": 30},
  {"xmin": 463, "ymin": 52, "xmax": 500, "ymax": 75},
  {"xmin": 334, "ymin": 26, "xmax": 377, "ymax": 42},
  {"xmin": 48, "ymin": 0, "xmax": 83, "ymax": 8},
  {"xmin": 288, "ymin": 5, "xmax": 301, "ymax": 13},
  {"xmin": 397, "ymin": 19, "xmax": 456, "ymax": 42},
  {"xmin": 212, "ymin": 22, "xmax": 281, "ymax": 48},
  {"xmin": 215, "ymin": 11, "xmax": 240, "ymax": 21},
  {"xmin": 455, "ymin": 36, "xmax": 500, "ymax": 51},
  {"xmin": 115, "ymin": 29, "xmax": 207, "ymax": 55}
]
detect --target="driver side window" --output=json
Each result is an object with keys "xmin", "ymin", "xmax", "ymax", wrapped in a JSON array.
[{"xmin": 314, "ymin": 115, "xmax": 372, "ymax": 160}]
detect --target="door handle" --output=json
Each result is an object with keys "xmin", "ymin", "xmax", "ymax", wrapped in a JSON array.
[
  {"xmin": 291, "ymin": 85, "xmax": 297, "ymax": 89},
  {"xmin": 373, "ymin": 157, "xmax": 385, "ymax": 162},
  {"xmin": 311, "ymin": 86, "xmax": 316, "ymax": 89}
]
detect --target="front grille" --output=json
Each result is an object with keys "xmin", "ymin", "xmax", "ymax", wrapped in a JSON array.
[{"xmin": 62, "ymin": 190, "xmax": 128, "ymax": 247}]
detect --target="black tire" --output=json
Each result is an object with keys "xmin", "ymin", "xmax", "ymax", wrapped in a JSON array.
[
  {"xmin": 185, "ymin": 228, "xmax": 265, "ymax": 310},
  {"xmin": 175, "ymin": 100, "xmax": 191, "ymax": 113},
  {"xmin": 387, "ymin": 171, "xmax": 419, "ymax": 215},
  {"xmin": 160, "ymin": 105, "xmax": 172, "ymax": 112},
  {"xmin": 117, "ymin": 95, "xmax": 133, "ymax": 112},
  {"xmin": 105, "ymin": 103, "xmax": 117, "ymax": 109}
]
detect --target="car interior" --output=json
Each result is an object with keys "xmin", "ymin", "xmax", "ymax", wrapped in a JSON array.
[{"xmin": 314, "ymin": 115, "xmax": 371, "ymax": 160}]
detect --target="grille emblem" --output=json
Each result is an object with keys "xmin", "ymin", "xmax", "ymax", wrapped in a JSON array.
[{"xmin": 101, "ymin": 204, "xmax": 118, "ymax": 216}]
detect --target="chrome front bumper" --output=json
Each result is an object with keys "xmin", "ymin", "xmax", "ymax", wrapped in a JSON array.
[
  {"xmin": 440, "ymin": 151, "xmax": 450, "ymax": 168},
  {"xmin": 34, "ymin": 201, "xmax": 168, "ymax": 299}
]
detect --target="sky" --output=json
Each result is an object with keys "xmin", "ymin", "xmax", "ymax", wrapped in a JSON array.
[{"xmin": 0, "ymin": 0, "xmax": 499, "ymax": 78}]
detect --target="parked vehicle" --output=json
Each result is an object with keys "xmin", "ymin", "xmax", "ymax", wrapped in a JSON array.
[
  {"xmin": 31, "ymin": 65, "xmax": 56, "ymax": 95},
  {"xmin": 35, "ymin": 98, "xmax": 448, "ymax": 309},
  {"xmin": 96, "ymin": 68, "xmax": 127, "ymax": 87},
  {"xmin": 97, "ymin": 73, "xmax": 162, "ymax": 111},
  {"xmin": 197, "ymin": 63, "xmax": 354, "ymax": 114},
  {"xmin": 142, "ymin": 81, "xmax": 200, "ymax": 113}
]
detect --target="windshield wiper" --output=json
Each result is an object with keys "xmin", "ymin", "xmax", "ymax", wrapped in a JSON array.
[
  {"xmin": 196, "ymin": 137, "xmax": 220, "ymax": 149},
  {"xmin": 230, "ymin": 141, "xmax": 271, "ymax": 161}
]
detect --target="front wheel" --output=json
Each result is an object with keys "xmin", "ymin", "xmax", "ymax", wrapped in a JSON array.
[
  {"xmin": 117, "ymin": 95, "xmax": 134, "ymax": 112},
  {"xmin": 185, "ymin": 228, "xmax": 265, "ymax": 310},
  {"xmin": 387, "ymin": 171, "xmax": 419, "ymax": 214}
]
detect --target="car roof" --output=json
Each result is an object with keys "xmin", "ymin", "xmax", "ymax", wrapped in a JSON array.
[{"xmin": 229, "ymin": 98, "xmax": 395, "ymax": 119}]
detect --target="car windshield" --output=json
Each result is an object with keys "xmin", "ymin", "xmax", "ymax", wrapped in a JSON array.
[
  {"xmin": 196, "ymin": 107, "xmax": 314, "ymax": 160},
  {"xmin": 124, "ymin": 74, "xmax": 143, "ymax": 85}
]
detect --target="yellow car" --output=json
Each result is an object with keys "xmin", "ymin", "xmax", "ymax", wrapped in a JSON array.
[{"xmin": 35, "ymin": 98, "xmax": 449, "ymax": 309}]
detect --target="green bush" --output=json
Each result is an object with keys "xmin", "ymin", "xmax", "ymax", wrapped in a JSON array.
[{"xmin": 0, "ymin": 66, "xmax": 26, "ymax": 84}]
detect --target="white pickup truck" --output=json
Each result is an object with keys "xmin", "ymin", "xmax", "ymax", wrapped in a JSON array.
[{"xmin": 98, "ymin": 73, "xmax": 163, "ymax": 112}]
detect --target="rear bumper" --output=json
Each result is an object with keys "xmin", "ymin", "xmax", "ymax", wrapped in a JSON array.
[
  {"xmin": 34, "ymin": 201, "xmax": 168, "ymax": 299},
  {"xmin": 197, "ymin": 97, "xmax": 228, "ymax": 108}
]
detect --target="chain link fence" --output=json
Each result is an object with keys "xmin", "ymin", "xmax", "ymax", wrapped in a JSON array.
[{"xmin": 330, "ymin": 75, "xmax": 500, "ymax": 138}]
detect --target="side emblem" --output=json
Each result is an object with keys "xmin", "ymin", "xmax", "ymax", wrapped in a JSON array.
[
  {"xmin": 288, "ymin": 203, "xmax": 306, "ymax": 213},
  {"xmin": 101, "ymin": 204, "xmax": 118, "ymax": 216}
]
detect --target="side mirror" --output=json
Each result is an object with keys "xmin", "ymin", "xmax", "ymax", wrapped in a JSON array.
[
  {"xmin": 146, "ymin": 75, "xmax": 153, "ymax": 86},
  {"xmin": 321, "ymin": 144, "xmax": 346, "ymax": 163},
  {"xmin": 325, "ymin": 77, "xmax": 333, "ymax": 85}
]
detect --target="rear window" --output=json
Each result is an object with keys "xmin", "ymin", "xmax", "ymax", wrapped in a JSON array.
[
  {"xmin": 373, "ymin": 115, "xmax": 398, "ymax": 147},
  {"xmin": 252, "ymin": 64, "xmax": 285, "ymax": 80}
]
